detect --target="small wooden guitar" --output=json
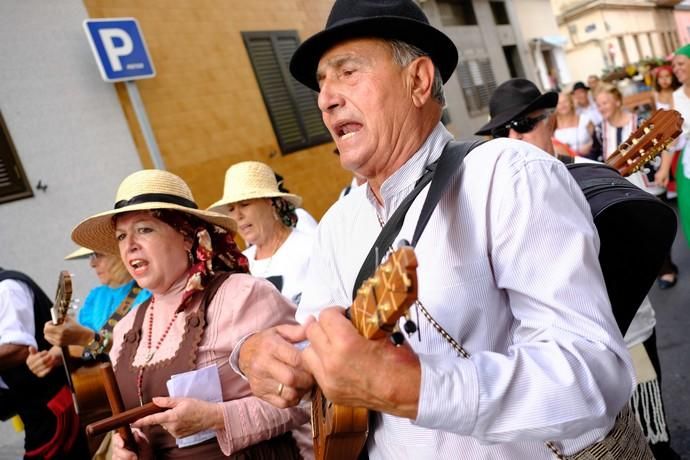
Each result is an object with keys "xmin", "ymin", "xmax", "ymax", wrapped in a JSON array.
[
  {"xmin": 311, "ymin": 246, "xmax": 419, "ymax": 460},
  {"xmin": 50, "ymin": 271, "xmax": 112, "ymax": 431},
  {"xmin": 605, "ymin": 108, "xmax": 683, "ymax": 177}
]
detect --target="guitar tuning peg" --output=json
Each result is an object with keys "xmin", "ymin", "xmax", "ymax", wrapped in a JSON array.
[{"xmin": 390, "ymin": 331, "xmax": 406, "ymax": 346}]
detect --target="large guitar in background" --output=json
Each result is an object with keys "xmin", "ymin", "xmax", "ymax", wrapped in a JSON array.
[
  {"xmin": 604, "ymin": 108, "xmax": 683, "ymax": 177},
  {"xmin": 311, "ymin": 246, "xmax": 419, "ymax": 460},
  {"xmin": 50, "ymin": 271, "xmax": 112, "ymax": 431}
]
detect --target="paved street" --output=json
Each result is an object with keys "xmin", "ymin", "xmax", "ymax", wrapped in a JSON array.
[
  {"xmin": 0, "ymin": 418, "xmax": 23, "ymax": 460},
  {"xmin": 649, "ymin": 201, "xmax": 690, "ymax": 459},
  {"xmin": 1, "ymin": 205, "xmax": 689, "ymax": 459}
]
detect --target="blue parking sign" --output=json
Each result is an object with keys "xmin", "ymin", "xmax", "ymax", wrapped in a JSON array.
[{"xmin": 83, "ymin": 18, "xmax": 155, "ymax": 82}]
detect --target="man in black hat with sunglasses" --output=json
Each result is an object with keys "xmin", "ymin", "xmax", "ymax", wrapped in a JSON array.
[
  {"xmin": 234, "ymin": 1, "xmax": 639, "ymax": 458},
  {"xmin": 476, "ymin": 78, "xmax": 581, "ymax": 162},
  {"xmin": 476, "ymin": 78, "xmax": 558, "ymax": 150}
]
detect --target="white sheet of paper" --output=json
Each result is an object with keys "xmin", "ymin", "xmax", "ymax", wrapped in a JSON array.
[{"xmin": 166, "ymin": 364, "xmax": 223, "ymax": 448}]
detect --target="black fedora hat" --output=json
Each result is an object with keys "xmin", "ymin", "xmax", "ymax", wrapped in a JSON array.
[
  {"xmin": 572, "ymin": 81, "xmax": 589, "ymax": 91},
  {"xmin": 475, "ymin": 78, "xmax": 558, "ymax": 135},
  {"xmin": 289, "ymin": 0, "xmax": 458, "ymax": 92}
]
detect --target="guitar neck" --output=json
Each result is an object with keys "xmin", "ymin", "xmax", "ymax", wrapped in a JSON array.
[
  {"xmin": 86, "ymin": 401, "xmax": 162, "ymax": 437},
  {"xmin": 604, "ymin": 109, "xmax": 683, "ymax": 177}
]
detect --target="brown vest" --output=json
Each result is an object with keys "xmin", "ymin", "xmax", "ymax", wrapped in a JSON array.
[{"xmin": 115, "ymin": 273, "xmax": 300, "ymax": 459}]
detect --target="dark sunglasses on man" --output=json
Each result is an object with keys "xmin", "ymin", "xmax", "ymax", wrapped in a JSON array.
[{"xmin": 491, "ymin": 110, "xmax": 553, "ymax": 138}]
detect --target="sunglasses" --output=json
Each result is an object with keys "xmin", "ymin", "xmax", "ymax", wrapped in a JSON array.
[
  {"xmin": 89, "ymin": 252, "xmax": 105, "ymax": 262},
  {"xmin": 491, "ymin": 110, "xmax": 553, "ymax": 138}
]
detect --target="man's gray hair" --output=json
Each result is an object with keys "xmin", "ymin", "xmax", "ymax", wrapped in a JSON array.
[{"xmin": 388, "ymin": 39, "xmax": 446, "ymax": 106}]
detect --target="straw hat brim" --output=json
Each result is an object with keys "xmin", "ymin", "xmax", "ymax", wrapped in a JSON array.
[
  {"xmin": 64, "ymin": 246, "xmax": 94, "ymax": 260},
  {"xmin": 71, "ymin": 202, "xmax": 237, "ymax": 256},
  {"xmin": 207, "ymin": 191, "xmax": 302, "ymax": 214}
]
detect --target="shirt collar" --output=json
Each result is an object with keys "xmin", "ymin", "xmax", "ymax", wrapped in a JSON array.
[{"xmin": 365, "ymin": 122, "xmax": 453, "ymax": 218}]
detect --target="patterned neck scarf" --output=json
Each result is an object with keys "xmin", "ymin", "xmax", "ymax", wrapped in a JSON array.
[{"xmin": 151, "ymin": 209, "xmax": 249, "ymax": 306}]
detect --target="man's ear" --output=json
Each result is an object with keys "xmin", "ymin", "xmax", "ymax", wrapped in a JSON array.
[{"xmin": 407, "ymin": 56, "xmax": 435, "ymax": 108}]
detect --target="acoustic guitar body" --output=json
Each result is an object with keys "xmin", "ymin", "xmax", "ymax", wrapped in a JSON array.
[
  {"xmin": 311, "ymin": 246, "xmax": 418, "ymax": 460},
  {"xmin": 70, "ymin": 363, "xmax": 112, "ymax": 426},
  {"xmin": 312, "ymin": 386, "xmax": 369, "ymax": 460},
  {"xmin": 51, "ymin": 272, "xmax": 112, "ymax": 453}
]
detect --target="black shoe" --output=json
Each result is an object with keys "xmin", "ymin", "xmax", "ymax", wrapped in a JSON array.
[{"xmin": 657, "ymin": 276, "xmax": 677, "ymax": 289}]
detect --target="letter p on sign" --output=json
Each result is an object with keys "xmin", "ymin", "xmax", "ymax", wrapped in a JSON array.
[{"xmin": 83, "ymin": 18, "xmax": 155, "ymax": 82}]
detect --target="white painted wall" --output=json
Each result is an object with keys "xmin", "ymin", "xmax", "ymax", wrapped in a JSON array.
[{"xmin": 0, "ymin": 0, "xmax": 143, "ymax": 301}]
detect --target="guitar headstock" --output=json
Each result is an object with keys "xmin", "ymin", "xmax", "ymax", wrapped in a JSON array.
[
  {"xmin": 350, "ymin": 246, "xmax": 418, "ymax": 340},
  {"xmin": 50, "ymin": 270, "xmax": 73, "ymax": 325},
  {"xmin": 606, "ymin": 109, "xmax": 683, "ymax": 177}
]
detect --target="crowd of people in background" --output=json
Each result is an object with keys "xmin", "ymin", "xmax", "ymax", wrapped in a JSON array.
[{"xmin": 3, "ymin": 0, "xmax": 690, "ymax": 458}]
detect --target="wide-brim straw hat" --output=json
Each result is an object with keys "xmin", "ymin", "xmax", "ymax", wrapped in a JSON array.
[
  {"xmin": 64, "ymin": 246, "xmax": 94, "ymax": 260},
  {"xmin": 289, "ymin": 0, "xmax": 458, "ymax": 92},
  {"xmin": 207, "ymin": 161, "xmax": 302, "ymax": 213},
  {"xmin": 72, "ymin": 169, "xmax": 237, "ymax": 255}
]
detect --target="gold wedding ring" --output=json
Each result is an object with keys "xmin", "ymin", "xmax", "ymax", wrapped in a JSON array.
[{"xmin": 277, "ymin": 382, "xmax": 285, "ymax": 397}]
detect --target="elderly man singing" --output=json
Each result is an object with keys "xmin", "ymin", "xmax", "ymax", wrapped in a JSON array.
[{"xmin": 232, "ymin": 1, "xmax": 647, "ymax": 458}]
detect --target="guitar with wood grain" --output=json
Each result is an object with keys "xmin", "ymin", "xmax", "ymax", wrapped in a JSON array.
[
  {"xmin": 50, "ymin": 271, "xmax": 112, "ymax": 431},
  {"xmin": 605, "ymin": 108, "xmax": 683, "ymax": 177},
  {"xmin": 311, "ymin": 245, "xmax": 419, "ymax": 460}
]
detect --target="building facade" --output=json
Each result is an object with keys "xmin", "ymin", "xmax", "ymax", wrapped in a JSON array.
[
  {"xmin": 421, "ymin": 0, "xmax": 567, "ymax": 133},
  {"xmin": 674, "ymin": 1, "xmax": 690, "ymax": 45},
  {"xmin": 552, "ymin": 0, "xmax": 681, "ymax": 83}
]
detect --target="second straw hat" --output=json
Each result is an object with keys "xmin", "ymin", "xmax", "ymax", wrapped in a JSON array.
[{"xmin": 207, "ymin": 161, "xmax": 302, "ymax": 213}]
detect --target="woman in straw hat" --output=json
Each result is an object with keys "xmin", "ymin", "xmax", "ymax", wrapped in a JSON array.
[
  {"xmin": 72, "ymin": 170, "xmax": 307, "ymax": 459},
  {"xmin": 27, "ymin": 248, "xmax": 151, "ymax": 374},
  {"xmin": 208, "ymin": 161, "xmax": 313, "ymax": 305}
]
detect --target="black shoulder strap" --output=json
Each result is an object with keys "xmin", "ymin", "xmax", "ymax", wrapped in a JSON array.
[{"xmin": 352, "ymin": 139, "xmax": 484, "ymax": 300}]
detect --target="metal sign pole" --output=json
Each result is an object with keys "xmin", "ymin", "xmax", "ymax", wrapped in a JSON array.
[{"xmin": 124, "ymin": 80, "xmax": 165, "ymax": 170}]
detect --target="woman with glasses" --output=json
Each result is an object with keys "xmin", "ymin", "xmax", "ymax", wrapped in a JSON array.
[
  {"xmin": 27, "ymin": 248, "xmax": 150, "ymax": 378},
  {"xmin": 553, "ymin": 91, "xmax": 595, "ymax": 158}
]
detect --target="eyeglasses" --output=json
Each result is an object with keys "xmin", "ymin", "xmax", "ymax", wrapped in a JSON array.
[{"xmin": 491, "ymin": 110, "xmax": 553, "ymax": 138}]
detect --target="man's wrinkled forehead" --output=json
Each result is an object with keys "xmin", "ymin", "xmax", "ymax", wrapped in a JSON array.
[{"xmin": 315, "ymin": 38, "xmax": 388, "ymax": 85}]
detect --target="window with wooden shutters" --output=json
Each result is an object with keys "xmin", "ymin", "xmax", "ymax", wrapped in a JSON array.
[
  {"xmin": 0, "ymin": 111, "xmax": 32, "ymax": 204},
  {"xmin": 242, "ymin": 31, "xmax": 331, "ymax": 154},
  {"xmin": 457, "ymin": 59, "xmax": 497, "ymax": 116}
]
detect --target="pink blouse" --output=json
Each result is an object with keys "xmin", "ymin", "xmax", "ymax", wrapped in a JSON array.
[{"xmin": 110, "ymin": 273, "xmax": 308, "ymax": 456}]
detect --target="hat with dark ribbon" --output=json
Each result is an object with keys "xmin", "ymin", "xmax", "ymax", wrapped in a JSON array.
[
  {"xmin": 72, "ymin": 169, "xmax": 237, "ymax": 255},
  {"xmin": 289, "ymin": 0, "xmax": 458, "ymax": 91},
  {"xmin": 475, "ymin": 78, "xmax": 558, "ymax": 135}
]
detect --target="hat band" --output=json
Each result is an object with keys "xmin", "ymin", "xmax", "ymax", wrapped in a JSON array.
[{"xmin": 114, "ymin": 193, "xmax": 198, "ymax": 210}]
